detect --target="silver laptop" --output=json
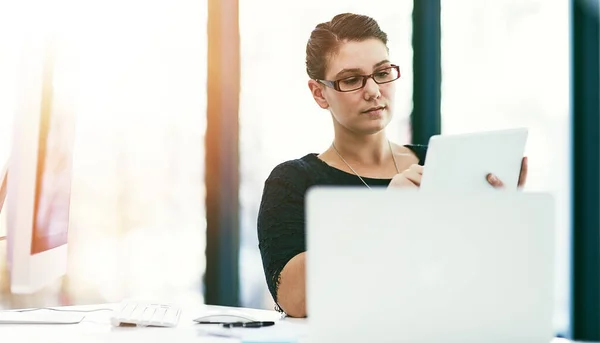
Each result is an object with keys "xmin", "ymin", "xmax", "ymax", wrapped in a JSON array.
[{"xmin": 305, "ymin": 188, "xmax": 555, "ymax": 343}]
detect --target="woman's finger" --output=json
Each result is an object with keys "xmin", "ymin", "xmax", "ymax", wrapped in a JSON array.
[
  {"xmin": 518, "ymin": 157, "xmax": 528, "ymax": 187},
  {"xmin": 409, "ymin": 164, "xmax": 424, "ymax": 174},
  {"xmin": 403, "ymin": 169, "xmax": 422, "ymax": 186},
  {"xmin": 487, "ymin": 173, "xmax": 504, "ymax": 188}
]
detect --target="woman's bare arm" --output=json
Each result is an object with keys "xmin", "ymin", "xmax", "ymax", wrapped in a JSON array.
[{"xmin": 276, "ymin": 252, "xmax": 307, "ymax": 317}]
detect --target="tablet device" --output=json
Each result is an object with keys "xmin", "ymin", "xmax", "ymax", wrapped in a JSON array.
[{"xmin": 420, "ymin": 128, "xmax": 528, "ymax": 191}]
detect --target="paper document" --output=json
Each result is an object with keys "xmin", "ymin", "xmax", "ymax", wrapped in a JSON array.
[{"xmin": 198, "ymin": 320, "xmax": 308, "ymax": 343}]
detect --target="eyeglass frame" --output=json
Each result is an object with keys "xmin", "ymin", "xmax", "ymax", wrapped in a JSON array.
[{"xmin": 316, "ymin": 64, "xmax": 401, "ymax": 92}]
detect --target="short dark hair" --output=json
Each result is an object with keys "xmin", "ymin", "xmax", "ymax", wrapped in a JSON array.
[{"xmin": 305, "ymin": 13, "xmax": 388, "ymax": 80}]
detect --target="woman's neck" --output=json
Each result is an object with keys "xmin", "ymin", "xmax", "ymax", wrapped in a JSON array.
[{"xmin": 331, "ymin": 130, "xmax": 391, "ymax": 166}]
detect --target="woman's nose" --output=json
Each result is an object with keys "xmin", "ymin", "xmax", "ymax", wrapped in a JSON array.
[{"xmin": 363, "ymin": 77, "xmax": 381, "ymax": 100}]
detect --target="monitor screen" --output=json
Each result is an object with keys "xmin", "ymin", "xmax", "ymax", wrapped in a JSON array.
[
  {"xmin": 30, "ymin": 63, "xmax": 76, "ymax": 255},
  {"xmin": 0, "ymin": 164, "xmax": 6, "ymax": 239}
]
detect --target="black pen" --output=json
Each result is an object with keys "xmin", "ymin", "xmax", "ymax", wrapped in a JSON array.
[{"xmin": 222, "ymin": 321, "xmax": 275, "ymax": 328}]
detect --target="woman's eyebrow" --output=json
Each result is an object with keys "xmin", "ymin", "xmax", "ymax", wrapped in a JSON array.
[
  {"xmin": 333, "ymin": 60, "xmax": 392, "ymax": 78},
  {"xmin": 333, "ymin": 68, "xmax": 362, "ymax": 79},
  {"xmin": 373, "ymin": 59, "xmax": 391, "ymax": 68}
]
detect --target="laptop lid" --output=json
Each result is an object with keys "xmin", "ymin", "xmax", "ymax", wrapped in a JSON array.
[{"xmin": 306, "ymin": 187, "xmax": 555, "ymax": 343}]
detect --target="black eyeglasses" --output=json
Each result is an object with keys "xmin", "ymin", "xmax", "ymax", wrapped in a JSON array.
[{"xmin": 317, "ymin": 65, "xmax": 401, "ymax": 92}]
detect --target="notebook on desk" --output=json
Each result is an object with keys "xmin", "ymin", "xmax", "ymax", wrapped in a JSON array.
[
  {"xmin": 198, "ymin": 320, "xmax": 307, "ymax": 343},
  {"xmin": 305, "ymin": 188, "xmax": 555, "ymax": 343}
]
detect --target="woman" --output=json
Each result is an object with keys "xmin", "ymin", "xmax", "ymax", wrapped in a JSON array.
[{"xmin": 257, "ymin": 13, "xmax": 527, "ymax": 318}]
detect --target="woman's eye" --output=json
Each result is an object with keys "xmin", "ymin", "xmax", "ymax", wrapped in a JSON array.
[{"xmin": 341, "ymin": 77, "xmax": 361, "ymax": 85}]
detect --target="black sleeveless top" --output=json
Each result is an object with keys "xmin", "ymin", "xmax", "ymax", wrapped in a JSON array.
[{"xmin": 256, "ymin": 144, "xmax": 428, "ymax": 311}]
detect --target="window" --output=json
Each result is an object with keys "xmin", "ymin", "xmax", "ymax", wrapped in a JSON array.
[
  {"xmin": 239, "ymin": 2, "xmax": 414, "ymax": 309},
  {"xmin": 440, "ymin": 0, "xmax": 570, "ymax": 333},
  {"xmin": 0, "ymin": 5, "xmax": 20, "ymax": 241},
  {"xmin": 0, "ymin": 0, "xmax": 208, "ymax": 308},
  {"xmin": 0, "ymin": 32, "xmax": 17, "ymax": 175},
  {"xmin": 66, "ymin": 0, "xmax": 208, "ymax": 305}
]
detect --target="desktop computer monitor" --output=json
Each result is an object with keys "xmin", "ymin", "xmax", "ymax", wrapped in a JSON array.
[
  {"xmin": 2, "ymin": 33, "xmax": 77, "ymax": 294},
  {"xmin": 0, "ymin": 162, "xmax": 6, "ymax": 241}
]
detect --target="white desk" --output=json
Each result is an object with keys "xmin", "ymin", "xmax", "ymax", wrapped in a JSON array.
[
  {"xmin": 0, "ymin": 303, "xmax": 590, "ymax": 343},
  {"xmin": 0, "ymin": 303, "xmax": 308, "ymax": 343}
]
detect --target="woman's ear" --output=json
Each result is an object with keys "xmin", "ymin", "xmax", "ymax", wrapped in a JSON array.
[{"xmin": 308, "ymin": 80, "xmax": 329, "ymax": 109}]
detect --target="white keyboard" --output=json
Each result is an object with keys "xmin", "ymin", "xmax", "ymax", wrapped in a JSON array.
[{"xmin": 110, "ymin": 301, "xmax": 182, "ymax": 327}]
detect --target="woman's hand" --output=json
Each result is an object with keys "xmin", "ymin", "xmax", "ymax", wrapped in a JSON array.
[
  {"xmin": 388, "ymin": 164, "xmax": 423, "ymax": 188},
  {"xmin": 486, "ymin": 157, "xmax": 528, "ymax": 189}
]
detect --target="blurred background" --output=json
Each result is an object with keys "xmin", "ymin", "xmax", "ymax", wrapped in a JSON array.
[{"xmin": 0, "ymin": 0, "xmax": 597, "ymax": 340}]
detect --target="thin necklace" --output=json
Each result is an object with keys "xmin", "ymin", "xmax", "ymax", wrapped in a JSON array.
[{"xmin": 331, "ymin": 140, "xmax": 400, "ymax": 189}]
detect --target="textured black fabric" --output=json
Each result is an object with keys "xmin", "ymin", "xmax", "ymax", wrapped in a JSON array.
[{"xmin": 257, "ymin": 144, "xmax": 428, "ymax": 311}]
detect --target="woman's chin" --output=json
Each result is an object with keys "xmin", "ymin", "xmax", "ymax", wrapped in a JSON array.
[{"xmin": 358, "ymin": 117, "xmax": 391, "ymax": 135}]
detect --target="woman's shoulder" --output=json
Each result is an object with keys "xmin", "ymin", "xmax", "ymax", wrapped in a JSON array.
[
  {"xmin": 266, "ymin": 154, "xmax": 322, "ymax": 181},
  {"xmin": 260, "ymin": 154, "xmax": 324, "ymax": 203}
]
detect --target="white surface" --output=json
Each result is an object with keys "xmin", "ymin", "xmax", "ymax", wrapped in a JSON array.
[
  {"xmin": 420, "ymin": 128, "xmax": 528, "ymax": 191},
  {"xmin": 306, "ymin": 188, "xmax": 555, "ymax": 343},
  {"xmin": 199, "ymin": 320, "xmax": 307, "ymax": 342},
  {"xmin": 0, "ymin": 310, "xmax": 84, "ymax": 324},
  {"xmin": 0, "ymin": 303, "xmax": 296, "ymax": 343},
  {"xmin": 0, "ymin": 303, "xmax": 586, "ymax": 343}
]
